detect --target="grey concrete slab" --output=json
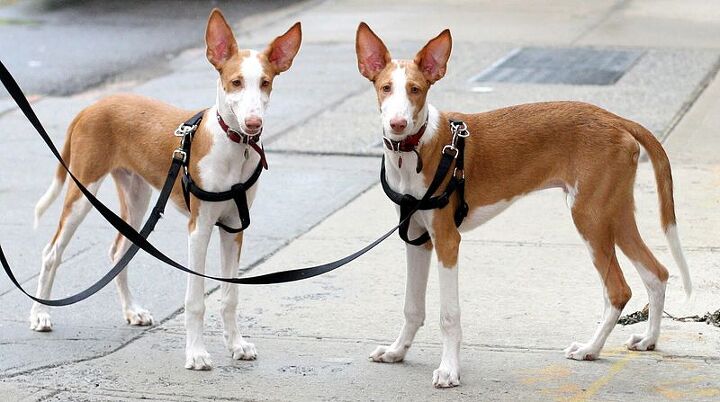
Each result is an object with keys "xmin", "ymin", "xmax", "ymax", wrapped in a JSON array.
[
  {"xmin": 5, "ymin": 336, "xmax": 719, "ymax": 402},
  {"xmin": 577, "ymin": 0, "xmax": 720, "ymax": 50},
  {"xmin": 292, "ymin": 0, "xmax": 621, "ymax": 46}
]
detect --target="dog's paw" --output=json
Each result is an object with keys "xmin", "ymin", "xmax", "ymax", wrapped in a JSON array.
[
  {"xmin": 625, "ymin": 334, "xmax": 656, "ymax": 351},
  {"xmin": 230, "ymin": 341, "xmax": 257, "ymax": 361},
  {"xmin": 432, "ymin": 366, "xmax": 460, "ymax": 388},
  {"xmin": 369, "ymin": 345, "xmax": 406, "ymax": 363},
  {"xmin": 124, "ymin": 306, "xmax": 154, "ymax": 326},
  {"xmin": 185, "ymin": 349, "xmax": 213, "ymax": 370},
  {"xmin": 29, "ymin": 311, "xmax": 53, "ymax": 332},
  {"xmin": 563, "ymin": 342, "xmax": 598, "ymax": 361}
]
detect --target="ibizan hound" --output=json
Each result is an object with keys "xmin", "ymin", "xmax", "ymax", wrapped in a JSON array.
[
  {"xmin": 355, "ymin": 23, "xmax": 691, "ymax": 388},
  {"xmin": 31, "ymin": 8, "xmax": 302, "ymax": 370}
]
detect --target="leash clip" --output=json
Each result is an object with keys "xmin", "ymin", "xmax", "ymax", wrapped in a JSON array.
[
  {"xmin": 450, "ymin": 121, "xmax": 469, "ymax": 137},
  {"xmin": 174, "ymin": 123, "xmax": 197, "ymax": 137}
]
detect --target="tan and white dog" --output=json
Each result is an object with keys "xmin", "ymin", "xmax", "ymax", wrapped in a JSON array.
[
  {"xmin": 30, "ymin": 9, "xmax": 301, "ymax": 370},
  {"xmin": 356, "ymin": 23, "xmax": 691, "ymax": 388}
]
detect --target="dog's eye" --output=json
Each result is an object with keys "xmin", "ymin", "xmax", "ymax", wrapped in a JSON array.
[
  {"xmin": 382, "ymin": 84, "xmax": 391, "ymax": 93},
  {"xmin": 410, "ymin": 86, "xmax": 420, "ymax": 94},
  {"xmin": 261, "ymin": 79, "xmax": 270, "ymax": 88},
  {"xmin": 231, "ymin": 79, "xmax": 242, "ymax": 88}
]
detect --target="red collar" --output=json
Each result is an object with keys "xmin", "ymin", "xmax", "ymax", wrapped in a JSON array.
[
  {"xmin": 382, "ymin": 119, "xmax": 428, "ymax": 173},
  {"xmin": 382, "ymin": 120, "xmax": 428, "ymax": 152},
  {"xmin": 217, "ymin": 112, "xmax": 268, "ymax": 170}
]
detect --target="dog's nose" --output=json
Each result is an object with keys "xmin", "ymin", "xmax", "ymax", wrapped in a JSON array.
[
  {"xmin": 244, "ymin": 116, "xmax": 263, "ymax": 132},
  {"xmin": 390, "ymin": 117, "xmax": 407, "ymax": 133}
]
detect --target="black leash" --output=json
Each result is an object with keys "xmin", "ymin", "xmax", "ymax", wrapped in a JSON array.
[
  {"xmin": 381, "ymin": 120, "xmax": 470, "ymax": 245},
  {"xmin": 0, "ymin": 60, "xmax": 458, "ymax": 306}
]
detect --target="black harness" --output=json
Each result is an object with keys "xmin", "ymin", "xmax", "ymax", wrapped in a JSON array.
[
  {"xmin": 175, "ymin": 112, "xmax": 263, "ymax": 233},
  {"xmin": 381, "ymin": 120, "xmax": 470, "ymax": 245}
]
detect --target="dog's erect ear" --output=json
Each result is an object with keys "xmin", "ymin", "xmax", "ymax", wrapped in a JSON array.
[
  {"xmin": 205, "ymin": 8, "xmax": 238, "ymax": 70},
  {"xmin": 413, "ymin": 29, "xmax": 452, "ymax": 84},
  {"xmin": 356, "ymin": 22, "xmax": 391, "ymax": 81},
  {"xmin": 263, "ymin": 22, "xmax": 302, "ymax": 74}
]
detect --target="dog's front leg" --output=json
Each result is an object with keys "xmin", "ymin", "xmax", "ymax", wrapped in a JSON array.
[
  {"xmin": 433, "ymin": 227, "xmax": 462, "ymax": 388},
  {"xmin": 184, "ymin": 222, "xmax": 213, "ymax": 370},
  {"xmin": 370, "ymin": 240, "xmax": 432, "ymax": 363},
  {"xmin": 219, "ymin": 230, "xmax": 257, "ymax": 361}
]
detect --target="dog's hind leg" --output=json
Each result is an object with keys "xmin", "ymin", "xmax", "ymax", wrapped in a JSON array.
[
  {"xmin": 370, "ymin": 238, "xmax": 432, "ymax": 363},
  {"xmin": 29, "ymin": 177, "xmax": 104, "ymax": 331},
  {"xmin": 109, "ymin": 169, "xmax": 153, "ymax": 326},
  {"xmin": 565, "ymin": 208, "xmax": 631, "ymax": 361},
  {"xmin": 219, "ymin": 230, "xmax": 256, "ymax": 360},
  {"xmin": 615, "ymin": 209, "xmax": 668, "ymax": 351}
]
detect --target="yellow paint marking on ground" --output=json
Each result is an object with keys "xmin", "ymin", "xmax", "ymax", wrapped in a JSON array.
[
  {"xmin": 566, "ymin": 352, "xmax": 636, "ymax": 402},
  {"xmin": 521, "ymin": 364, "xmax": 572, "ymax": 385},
  {"xmin": 697, "ymin": 388, "xmax": 720, "ymax": 398},
  {"xmin": 655, "ymin": 385, "xmax": 684, "ymax": 400},
  {"xmin": 540, "ymin": 383, "xmax": 583, "ymax": 399},
  {"xmin": 654, "ymin": 375, "xmax": 720, "ymax": 400}
]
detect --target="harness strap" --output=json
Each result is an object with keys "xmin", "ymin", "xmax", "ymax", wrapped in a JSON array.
[
  {"xmin": 178, "ymin": 117, "xmax": 263, "ymax": 233},
  {"xmin": 450, "ymin": 119, "xmax": 469, "ymax": 227},
  {"xmin": 182, "ymin": 162, "xmax": 261, "ymax": 233},
  {"xmin": 381, "ymin": 119, "xmax": 470, "ymax": 245}
]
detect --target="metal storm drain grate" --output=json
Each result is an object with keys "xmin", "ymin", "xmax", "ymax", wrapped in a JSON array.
[{"xmin": 471, "ymin": 47, "xmax": 644, "ymax": 86}]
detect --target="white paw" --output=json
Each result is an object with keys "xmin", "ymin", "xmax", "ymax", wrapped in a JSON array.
[
  {"xmin": 230, "ymin": 341, "xmax": 257, "ymax": 360},
  {"xmin": 185, "ymin": 349, "xmax": 213, "ymax": 370},
  {"xmin": 29, "ymin": 311, "xmax": 53, "ymax": 332},
  {"xmin": 563, "ymin": 342, "xmax": 598, "ymax": 361},
  {"xmin": 433, "ymin": 366, "xmax": 460, "ymax": 388},
  {"xmin": 625, "ymin": 334, "xmax": 656, "ymax": 351},
  {"xmin": 124, "ymin": 306, "xmax": 154, "ymax": 326},
  {"xmin": 369, "ymin": 345, "xmax": 406, "ymax": 363}
]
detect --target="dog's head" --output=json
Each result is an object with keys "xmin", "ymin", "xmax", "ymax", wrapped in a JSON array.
[
  {"xmin": 355, "ymin": 23, "xmax": 451, "ymax": 140},
  {"xmin": 206, "ymin": 9, "xmax": 301, "ymax": 136}
]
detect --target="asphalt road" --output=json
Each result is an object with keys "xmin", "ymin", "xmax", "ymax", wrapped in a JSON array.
[{"xmin": 0, "ymin": 0, "xmax": 297, "ymax": 97}]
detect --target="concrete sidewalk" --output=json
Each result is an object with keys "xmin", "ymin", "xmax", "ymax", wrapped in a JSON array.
[{"xmin": 1, "ymin": 0, "xmax": 719, "ymax": 400}]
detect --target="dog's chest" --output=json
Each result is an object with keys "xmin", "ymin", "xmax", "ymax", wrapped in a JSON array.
[
  {"xmin": 197, "ymin": 140, "xmax": 260, "ymax": 214},
  {"xmin": 384, "ymin": 154, "xmax": 427, "ymax": 199}
]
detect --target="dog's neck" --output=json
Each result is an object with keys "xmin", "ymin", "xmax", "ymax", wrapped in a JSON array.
[
  {"xmin": 383, "ymin": 104, "xmax": 439, "ymax": 156},
  {"xmin": 382, "ymin": 104, "xmax": 440, "ymax": 196}
]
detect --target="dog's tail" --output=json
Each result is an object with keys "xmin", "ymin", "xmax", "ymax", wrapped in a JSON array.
[
  {"xmin": 627, "ymin": 122, "xmax": 692, "ymax": 299},
  {"xmin": 34, "ymin": 115, "xmax": 77, "ymax": 229}
]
